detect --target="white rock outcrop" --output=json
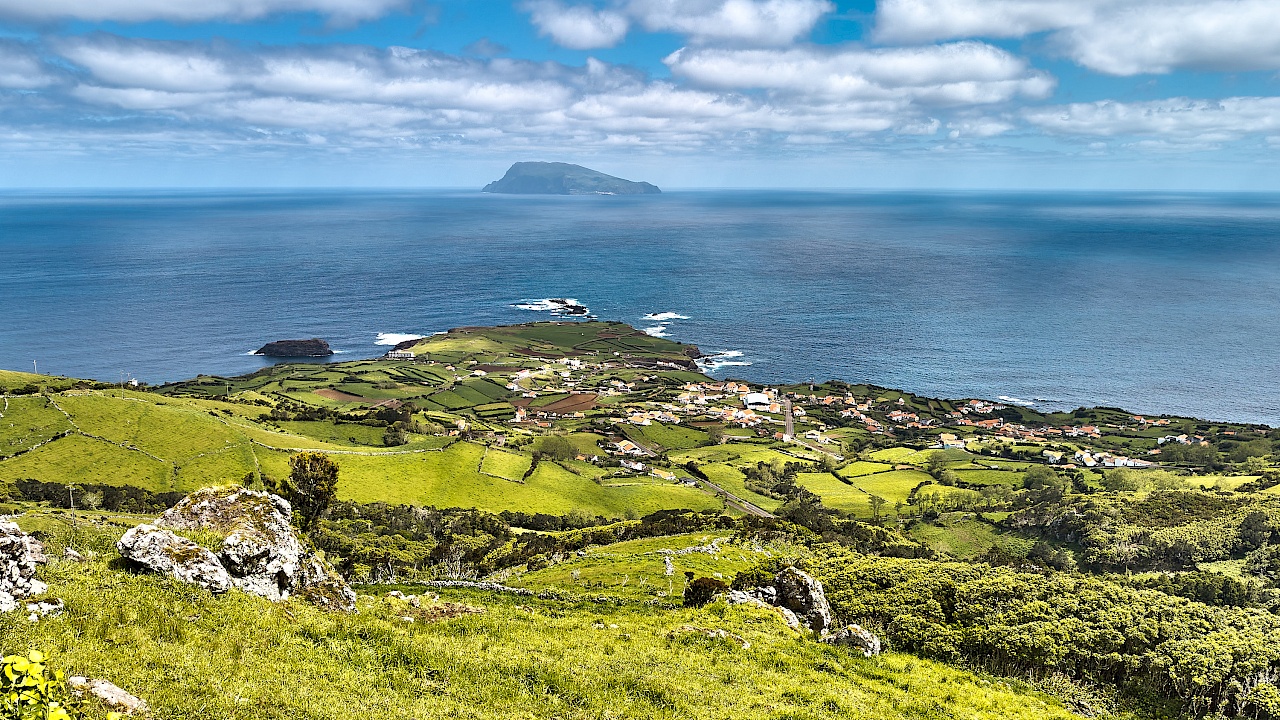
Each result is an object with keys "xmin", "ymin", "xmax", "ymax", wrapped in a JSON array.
[
  {"xmin": 0, "ymin": 519, "xmax": 49, "ymax": 613},
  {"xmin": 117, "ymin": 487, "xmax": 355, "ymax": 612}
]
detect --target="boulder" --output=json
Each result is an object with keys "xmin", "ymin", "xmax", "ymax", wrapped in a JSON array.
[
  {"xmin": 773, "ymin": 567, "xmax": 833, "ymax": 635},
  {"xmin": 116, "ymin": 524, "xmax": 233, "ymax": 594},
  {"xmin": 69, "ymin": 676, "xmax": 148, "ymax": 715},
  {"xmin": 117, "ymin": 487, "xmax": 355, "ymax": 612},
  {"xmin": 160, "ymin": 488, "xmax": 302, "ymax": 601},
  {"xmin": 0, "ymin": 520, "xmax": 48, "ymax": 613},
  {"xmin": 822, "ymin": 623, "xmax": 882, "ymax": 657}
]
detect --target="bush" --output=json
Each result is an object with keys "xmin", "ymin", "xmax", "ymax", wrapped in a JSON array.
[
  {"xmin": 683, "ymin": 577, "xmax": 728, "ymax": 608},
  {"xmin": 1, "ymin": 650, "xmax": 120, "ymax": 720}
]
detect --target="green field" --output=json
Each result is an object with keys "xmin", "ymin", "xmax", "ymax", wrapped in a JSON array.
[{"xmin": 479, "ymin": 447, "xmax": 533, "ymax": 481}]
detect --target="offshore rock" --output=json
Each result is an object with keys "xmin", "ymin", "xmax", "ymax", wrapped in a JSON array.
[
  {"xmin": 773, "ymin": 567, "xmax": 834, "ymax": 635},
  {"xmin": 116, "ymin": 524, "xmax": 233, "ymax": 594},
  {"xmin": 118, "ymin": 487, "xmax": 355, "ymax": 612},
  {"xmin": 254, "ymin": 338, "xmax": 333, "ymax": 357},
  {"xmin": 483, "ymin": 162, "xmax": 661, "ymax": 195},
  {"xmin": 0, "ymin": 520, "xmax": 48, "ymax": 613},
  {"xmin": 822, "ymin": 623, "xmax": 882, "ymax": 657}
]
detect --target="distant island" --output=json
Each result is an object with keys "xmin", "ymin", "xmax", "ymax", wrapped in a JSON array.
[
  {"xmin": 254, "ymin": 338, "xmax": 333, "ymax": 357},
  {"xmin": 482, "ymin": 162, "xmax": 661, "ymax": 195}
]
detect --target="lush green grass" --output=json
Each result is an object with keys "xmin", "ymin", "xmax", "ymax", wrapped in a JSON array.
[
  {"xmin": 479, "ymin": 448, "xmax": 533, "ymax": 481},
  {"xmin": 849, "ymin": 470, "xmax": 933, "ymax": 506},
  {"xmin": 795, "ymin": 472, "xmax": 872, "ymax": 515},
  {"xmin": 511, "ymin": 532, "xmax": 775, "ymax": 600},
  {"xmin": 907, "ymin": 518, "xmax": 1036, "ymax": 561},
  {"xmin": 696, "ymin": 462, "xmax": 783, "ymax": 512},
  {"xmin": 276, "ymin": 420, "xmax": 390, "ymax": 447},
  {"xmin": 334, "ymin": 442, "xmax": 720, "ymax": 518},
  {"xmin": 5, "ymin": 534, "xmax": 1091, "ymax": 720},
  {"xmin": 635, "ymin": 423, "xmax": 708, "ymax": 451},
  {"xmin": 0, "ymin": 433, "xmax": 174, "ymax": 490},
  {"xmin": 837, "ymin": 461, "xmax": 893, "ymax": 478},
  {"xmin": 0, "ymin": 396, "xmax": 74, "ymax": 458}
]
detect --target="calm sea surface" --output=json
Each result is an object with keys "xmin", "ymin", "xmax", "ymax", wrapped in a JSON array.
[{"xmin": 2, "ymin": 190, "xmax": 1278, "ymax": 424}]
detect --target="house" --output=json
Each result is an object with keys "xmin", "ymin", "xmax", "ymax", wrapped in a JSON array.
[
  {"xmin": 620, "ymin": 460, "xmax": 646, "ymax": 472},
  {"xmin": 613, "ymin": 440, "xmax": 645, "ymax": 456},
  {"xmin": 651, "ymin": 469, "xmax": 677, "ymax": 481},
  {"xmin": 1043, "ymin": 450, "xmax": 1064, "ymax": 464},
  {"xmin": 385, "ymin": 350, "xmax": 415, "ymax": 360},
  {"xmin": 743, "ymin": 392, "xmax": 771, "ymax": 411}
]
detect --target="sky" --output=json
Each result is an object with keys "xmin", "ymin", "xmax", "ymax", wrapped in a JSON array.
[{"xmin": 2, "ymin": 0, "xmax": 1280, "ymax": 189}]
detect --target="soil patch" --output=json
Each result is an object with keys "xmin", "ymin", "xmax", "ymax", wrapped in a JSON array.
[{"xmin": 315, "ymin": 388, "xmax": 369, "ymax": 404}]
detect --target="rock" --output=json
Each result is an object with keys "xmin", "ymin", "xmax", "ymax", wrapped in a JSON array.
[
  {"xmin": 725, "ymin": 588, "xmax": 801, "ymax": 630},
  {"xmin": 0, "ymin": 519, "xmax": 50, "ymax": 613},
  {"xmin": 822, "ymin": 623, "xmax": 882, "ymax": 657},
  {"xmin": 25, "ymin": 598, "xmax": 64, "ymax": 622},
  {"xmin": 670, "ymin": 624, "xmax": 750, "ymax": 649},
  {"xmin": 482, "ymin": 161, "xmax": 661, "ymax": 195},
  {"xmin": 254, "ymin": 338, "xmax": 333, "ymax": 357},
  {"xmin": 63, "ymin": 547, "xmax": 85, "ymax": 562},
  {"xmin": 772, "ymin": 567, "xmax": 834, "ymax": 635},
  {"xmin": 117, "ymin": 524, "xmax": 233, "ymax": 594},
  {"xmin": 69, "ymin": 676, "xmax": 148, "ymax": 715},
  {"xmin": 119, "ymin": 487, "xmax": 356, "ymax": 612},
  {"xmin": 161, "ymin": 488, "xmax": 302, "ymax": 601}
]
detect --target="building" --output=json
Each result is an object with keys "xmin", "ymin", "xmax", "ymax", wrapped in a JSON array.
[{"xmin": 385, "ymin": 350, "xmax": 415, "ymax": 360}]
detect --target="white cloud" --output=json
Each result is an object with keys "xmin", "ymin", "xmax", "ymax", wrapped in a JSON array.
[
  {"xmin": 874, "ymin": 0, "xmax": 1280, "ymax": 75},
  {"xmin": 525, "ymin": 1, "xmax": 630, "ymax": 49},
  {"xmin": 0, "ymin": 41, "xmax": 52, "ymax": 89},
  {"xmin": 627, "ymin": 0, "xmax": 833, "ymax": 45},
  {"xmin": 1058, "ymin": 0, "xmax": 1280, "ymax": 75},
  {"xmin": 526, "ymin": 0, "xmax": 832, "ymax": 49},
  {"xmin": 875, "ymin": 0, "xmax": 1087, "ymax": 43},
  {"xmin": 1024, "ymin": 97, "xmax": 1280, "ymax": 144},
  {"xmin": 665, "ymin": 42, "xmax": 1055, "ymax": 106},
  {"xmin": 0, "ymin": 0, "xmax": 406, "ymax": 22}
]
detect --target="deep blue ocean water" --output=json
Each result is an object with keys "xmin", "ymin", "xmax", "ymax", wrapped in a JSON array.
[{"xmin": 2, "ymin": 190, "xmax": 1278, "ymax": 425}]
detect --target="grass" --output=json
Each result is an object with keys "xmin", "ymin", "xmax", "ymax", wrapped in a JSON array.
[
  {"xmin": 907, "ymin": 518, "xmax": 1036, "ymax": 561},
  {"xmin": 696, "ymin": 462, "xmax": 783, "ymax": 512},
  {"xmin": 334, "ymin": 442, "xmax": 720, "ymax": 518},
  {"xmin": 511, "ymin": 532, "xmax": 775, "ymax": 600},
  {"xmin": 0, "ymin": 433, "xmax": 174, "ymax": 490},
  {"xmin": 849, "ymin": 470, "xmax": 933, "ymax": 506},
  {"xmin": 635, "ymin": 423, "xmax": 708, "ymax": 451},
  {"xmin": 794, "ymin": 473, "xmax": 872, "ymax": 515},
  {"xmin": 5, "ymin": 524, "xmax": 1093, "ymax": 720},
  {"xmin": 0, "ymin": 396, "xmax": 74, "ymax": 458},
  {"xmin": 479, "ymin": 448, "xmax": 533, "ymax": 481}
]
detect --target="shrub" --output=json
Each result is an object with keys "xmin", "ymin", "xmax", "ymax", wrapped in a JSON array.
[
  {"xmin": 683, "ymin": 577, "xmax": 728, "ymax": 608},
  {"xmin": 1, "ymin": 650, "xmax": 121, "ymax": 720}
]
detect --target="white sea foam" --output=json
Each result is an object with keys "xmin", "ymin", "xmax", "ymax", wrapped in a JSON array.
[
  {"xmin": 375, "ymin": 332, "xmax": 426, "ymax": 346},
  {"xmin": 696, "ymin": 350, "xmax": 752, "ymax": 373},
  {"xmin": 642, "ymin": 312, "xmax": 690, "ymax": 321},
  {"xmin": 642, "ymin": 324, "xmax": 670, "ymax": 338},
  {"xmin": 511, "ymin": 298, "xmax": 590, "ymax": 316},
  {"xmin": 998, "ymin": 395, "xmax": 1036, "ymax": 407}
]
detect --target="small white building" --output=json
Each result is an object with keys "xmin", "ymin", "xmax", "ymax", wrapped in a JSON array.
[
  {"xmin": 386, "ymin": 350, "xmax": 415, "ymax": 360},
  {"xmin": 743, "ymin": 392, "xmax": 771, "ymax": 411}
]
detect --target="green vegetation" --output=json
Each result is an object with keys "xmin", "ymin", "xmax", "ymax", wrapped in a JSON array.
[{"xmin": 6, "ymin": 321, "xmax": 1280, "ymax": 719}]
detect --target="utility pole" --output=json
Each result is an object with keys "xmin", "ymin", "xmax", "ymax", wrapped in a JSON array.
[{"xmin": 33, "ymin": 360, "xmax": 37, "ymax": 375}]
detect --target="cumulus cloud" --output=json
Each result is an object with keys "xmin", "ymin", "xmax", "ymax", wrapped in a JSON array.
[
  {"xmin": 874, "ymin": 0, "xmax": 1280, "ymax": 75},
  {"xmin": 665, "ymin": 42, "xmax": 1055, "ymax": 107},
  {"xmin": 526, "ymin": 0, "xmax": 832, "ymax": 49},
  {"xmin": 0, "ymin": 0, "xmax": 407, "ymax": 23},
  {"xmin": 525, "ymin": 1, "xmax": 630, "ymax": 49},
  {"xmin": 6, "ymin": 34, "xmax": 1060, "ymax": 152},
  {"xmin": 0, "ymin": 40, "xmax": 54, "ymax": 89},
  {"xmin": 1024, "ymin": 97, "xmax": 1280, "ymax": 144}
]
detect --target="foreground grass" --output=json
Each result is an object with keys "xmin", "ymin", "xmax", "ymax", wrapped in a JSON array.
[{"xmin": 6, "ymin": 552, "xmax": 1091, "ymax": 720}]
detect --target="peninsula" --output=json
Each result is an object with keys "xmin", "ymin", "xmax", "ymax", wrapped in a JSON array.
[{"xmin": 482, "ymin": 162, "xmax": 661, "ymax": 195}]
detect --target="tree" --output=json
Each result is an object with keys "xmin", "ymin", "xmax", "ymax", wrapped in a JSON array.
[
  {"xmin": 1101, "ymin": 468, "xmax": 1141, "ymax": 492},
  {"xmin": 540, "ymin": 435, "xmax": 576, "ymax": 461},
  {"xmin": 284, "ymin": 452, "xmax": 340, "ymax": 532},
  {"xmin": 704, "ymin": 424, "xmax": 726, "ymax": 445},
  {"xmin": 869, "ymin": 495, "xmax": 887, "ymax": 523}
]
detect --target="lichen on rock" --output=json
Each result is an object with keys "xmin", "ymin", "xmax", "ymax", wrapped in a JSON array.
[
  {"xmin": 0, "ymin": 519, "xmax": 49, "ymax": 613},
  {"xmin": 116, "ymin": 487, "xmax": 355, "ymax": 612}
]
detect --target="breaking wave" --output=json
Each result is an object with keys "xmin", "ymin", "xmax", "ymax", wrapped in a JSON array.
[
  {"xmin": 642, "ymin": 312, "xmax": 690, "ymax": 321},
  {"xmin": 375, "ymin": 332, "xmax": 427, "ymax": 346}
]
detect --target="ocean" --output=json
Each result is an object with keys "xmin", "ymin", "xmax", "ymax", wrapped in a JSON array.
[{"xmin": 2, "ymin": 189, "xmax": 1278, "ymax": 425}]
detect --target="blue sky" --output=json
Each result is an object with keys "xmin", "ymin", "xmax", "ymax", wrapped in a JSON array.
[{"xmin": 2, "ymin": 0, "xmax": 1279, "ymax": 189}]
